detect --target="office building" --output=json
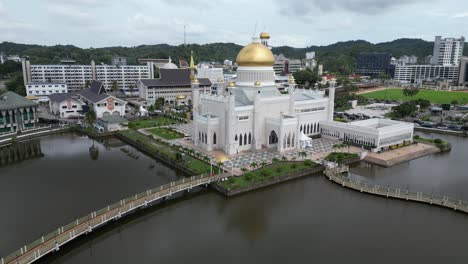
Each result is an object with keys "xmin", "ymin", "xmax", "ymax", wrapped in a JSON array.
[
  {"xmin": 459, "ymin": 57, "xmax": 468, "ymax": 87},
  {"xmin": 274, "ymin": 54, "xmax": 302, "ymax": 75},
  {"xmin": 431, "ymin": 36, "xmax": 465, "ymax": 66},
  {"xmin": 356, "ymin": 53, "xmax": 394, "ymax": 77},
  {"xmin": 25, "ymin": 82, "xmax": 68, "ymax": 102}
]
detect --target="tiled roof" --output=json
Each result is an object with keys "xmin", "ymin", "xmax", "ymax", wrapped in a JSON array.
[
  {"xmin": 79, "ymin": 80, "xmax": 109, "ymax": 103},
  {"xmin": 140, "ymin": 68, "xmax": 211, "ymax": 87},
  {"xmin": 48, "ymin": 93, "xmax": 77, "ymax": 103},
  {"xmin": 0, "ymin": 91, "xmax": 37, "ymax": 111}
]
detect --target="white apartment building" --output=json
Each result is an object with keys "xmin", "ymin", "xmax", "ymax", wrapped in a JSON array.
[
  {"xmin": 274, "ymin": 54, "xmax": 302, "ymax": 75},
  {"xmin": 394, "ymin": 64, "xmax": 459, "ymax": 83},
  {"xmin": 22, "ymin": 59, "xmax": 154, "ymax": 92},
  {"xmin": 431, "ymin": 36, "xmax": 465, "ymax": 66},
  {"xmin": 26, "ymin": 82, "xmax": 68, "ymax": 101}
]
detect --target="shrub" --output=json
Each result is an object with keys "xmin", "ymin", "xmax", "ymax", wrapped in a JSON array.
[
  {"xmin": 244, "ymin": 173, "xmax": 253, "ymax": 181},
  {"xmin": 291, "ymin": 163, "xmax": 297, "ymax": 169},
  {"xmin": 304, "ymin": 160, "xmax": 313, "ymax": 166},
  {"xmin": 413, "ymin": 135, "xmax": 420, "ymax": 139},
  {"xmin": 275, "ymin": 166, "xmax": 284, "ymax": 173},
  {"xmin": 434, "ymin": 138, "xmax": 443, "ymax": 144},
  {"xmin": 261, "ymin": 169, "xmax": 272, "ymax": 178}
]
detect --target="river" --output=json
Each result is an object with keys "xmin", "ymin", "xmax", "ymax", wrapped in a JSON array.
[{"xmin": 1, "ymin": 133, "xmax": 468, "ymax": 263}]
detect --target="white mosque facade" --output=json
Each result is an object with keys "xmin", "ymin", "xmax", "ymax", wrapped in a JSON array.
[{"xmin": 191, "ymin": 34, "xmax": 335, "ymax": 155}]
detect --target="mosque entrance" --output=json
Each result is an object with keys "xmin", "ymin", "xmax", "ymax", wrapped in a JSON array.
[{"xmin": 269, "ymin": 130, "xmax": 278, "ymax": 145}]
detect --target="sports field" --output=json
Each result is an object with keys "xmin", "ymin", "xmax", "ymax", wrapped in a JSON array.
[{"xmin": 361, "ymin": 89, "xmax": 468, "ymax": 104}]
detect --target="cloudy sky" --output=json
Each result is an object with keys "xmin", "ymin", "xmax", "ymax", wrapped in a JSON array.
[{"xmin": 1, "ymin": 0, "xmax": 467, "ymax": 48}]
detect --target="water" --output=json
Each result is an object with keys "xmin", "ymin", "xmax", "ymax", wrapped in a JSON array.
[
  {"xmin": 0, "ymin": 133, "xmax": 182, "ymax": 256},
  {"xmin": 2, "ymin": 133, "xmax": 468, "ymax": 263}
]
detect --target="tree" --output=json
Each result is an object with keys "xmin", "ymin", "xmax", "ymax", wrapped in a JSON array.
[
  {"xmin": 111, "ymin": 81, "xmax": 119, "ymax": 93},
  {"xmin": 298, "ymin": 151, "xmax": 307, "ymax": 160},
  {"xmin": 403, "ymin": 87, "xmax": 419, "ymax": 97},
  {"xmin": 250, "ymin": 162, "xmax": 258, "ymax": 170},
  {"xmin": 272, "ymin": 157, "xmax": 280, "ymax": 163},
  {"xmin": 260, "ymin": 161, "xmax": 267, "ymax": 168},
  {"xmin": 86, "ymin": 109, "xmax": 97, "ymax": 127},
  {"xmin": 377, "ymin": 73, "xmax": 391, "ymax": 80},
  {"xmin": 5, "ymin": 75, "xmax": 25, "ymax": 96},
  {"xmin": 391, "ymin": 101, "xmax": 418, "ymax": 118},
  {"xmin": 451, "ymin": 100, "xmax": 459, "ymax": 106},
  {"xmin": 84, "ymin": 80, "xmax": 91, "ymax": 88},
  {"xmin": 155, "ymin": 97, "xmax": 165, "ymax": 110},
  {"xmin": 293, "ymin": 68, "xmax": 318, "ymax": 88},
  {"xmin": 281, "ymin": 156, "xmax": 288, "ymax": 162},
  {"xmin": 240, "ymin": 167, "xmax": 248, "ymax": 174}
]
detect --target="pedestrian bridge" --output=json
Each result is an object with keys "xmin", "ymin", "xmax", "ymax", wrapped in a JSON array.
[{"xmin": 1, "ymin": 173, "xmax": 229, "ymax": 264}]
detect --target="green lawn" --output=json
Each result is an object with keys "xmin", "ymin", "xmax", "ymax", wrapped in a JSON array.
[
  {"xmin": 147, "ymin": 127, "xmax": 185, "ymax": 140},
  {"xmin": 117, "ymin": 130, "xmax": 211, "ymax": 174},
  {"xmin": 324, "ymin": 152, "xmax": 359, "ymax": 163},
  {"xmin": 128, "ymin": 117, "xmax": 180, "ymax": 129},
  {"xmin": 361, "ymin": 89, "xmax": 468, "ymax": 104},
  {"xmin": 221, "ymin": 161, "xmax": 320, "ymax": 190}
]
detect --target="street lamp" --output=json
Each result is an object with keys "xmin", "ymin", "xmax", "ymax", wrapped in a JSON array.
[{"xmin": 224, "ymin": 159, "xmax": 234, "ymax": 177}]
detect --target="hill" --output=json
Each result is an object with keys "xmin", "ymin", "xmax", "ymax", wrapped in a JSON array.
[{"xmin": 1, "ymin": 39, "xmax": 466, "ymax": 74}]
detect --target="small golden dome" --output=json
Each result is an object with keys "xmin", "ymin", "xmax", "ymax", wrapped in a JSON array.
[
  {"xmin": 289, "ymin": 75, "xmax": 295, "ymax": 80},
  {"xmin": 236, "ymin": 42, "xmax": 275, "ymax": 67},
  {"xmin": 254, "ymin": 81, "xmax": 262, "ymax": 86},
  {"xmin": 217, "ymin": 78, "xmax": 224, "ymax": 83},
  {"xmin": 259, "ymin": 32, "xmax": 270, "ymax": 39},
  {"xmin": 227, "ymin": 82, "xmax": 236, "ymax": 87},
  {"xmin": 192, "ymin": 78, "xmax": 200, "ymax": 84},
  {"xmin": 290, "ymin": 80, "xmax": 296, "ymax": 85},
  {"xmin": 177, "ymin": 95, "xmax": 186, "ymax": 99}
]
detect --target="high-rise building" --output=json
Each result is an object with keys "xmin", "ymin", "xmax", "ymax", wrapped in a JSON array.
[
  {"xmin": 356, "ymin": 53, "xmax": 394, "ymax": 77},
  {"xmin": 431, "ymin": 36, "xmax": 465, "ymax": 66},
  {"xmin": 394, "ymin": 64, "xmax": 459, "ymax": 83},
  {"xmin": 22, "ymin": 59, "xmax": 154, "ymax": 92},
  {"xmin": 459, "ymin": 57, "xmax": 468, "ymax": 87}
]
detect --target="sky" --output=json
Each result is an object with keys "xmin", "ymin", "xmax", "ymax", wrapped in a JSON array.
[{"xmin": 0, "ymin": 0, "xmax": 467, "ymax": 48}]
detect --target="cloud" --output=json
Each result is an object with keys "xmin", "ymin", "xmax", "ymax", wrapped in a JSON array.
[
  {"xmin": 160, "ymin": 0, "xmax": 225, "ymax": 9},
  {"xmin": 277, "ymin": 0, "xmax": 432, "ymax": 17},
  {"xmin": 45, "ymin": 0, "xmax": 113, "ymax": 7},
  {"xmin": 452, "ymin": 12, "xmax": 468, "ymax": 18}
]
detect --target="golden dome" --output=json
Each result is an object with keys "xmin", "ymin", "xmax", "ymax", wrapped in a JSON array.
[
  {"xmin": 254, "ymin": 81, "xmax": 262, "ymax": 86},
  {"xmin": 260, "ymin": 32, "xmax": 270, "ymax": 39},
  {"xmin": 227, "ymin": 81, "xmax": 236, "ymax": 87},
  {"xmin": 177, "ymin": 95, "xmax": 186, "ymax": 100},
  {"xmin": 217, "ymin": 78, "xmax": 224, "ymax": 83},
  {"xmin": 192, "ymin": 78, "xmax": 199, "ymax": 84},
  {"xmin": 289, "ymin": 75, "xmax": 295, "ymax": 80},
  {"xmin": 236, "ymin": 42, "xmax": 275, "ymax": 67}
]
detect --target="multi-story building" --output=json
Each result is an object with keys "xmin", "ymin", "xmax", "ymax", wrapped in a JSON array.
[
  {"xmin": 303, "ymin": 51, "xmax": 317, "ymax": 69},
  {"xmin": 459, "ymin": 57, "xmax": 468, "ymax": 87},
  {"xmin": 196, "ymin": 64, "xmax": 224, "ymax": 84},
  {"xmin": 22, "ymin": 59, "xmax": 154, "ymax": 92},
  {"xmin": 274, "ymin": 54, "xmax": 302, "ymax": 75},
  {"xmin": 356, "ymin": 53, "xmax": 394, "ymax": 78},
  {"xmin": 431, "ymin": 36, "xmax": 465, "ymax": 66},
  {"xmin": 394, "ymin": 64, "xmax": 459, "ymax": 83},
  {"xmin": 399, "ymin": 55, "xmax": 418, "ymax": 65},
  {"xmin": 138, "ymin": 68, "xmax": 212, "ymax": 106},
  {"xmin": 0, "ymin": 92, "xmax": 38, "ymax": 133},
  {"xmin": 25, "ymin": 82, "xmax": 68, "ymax": 101}
]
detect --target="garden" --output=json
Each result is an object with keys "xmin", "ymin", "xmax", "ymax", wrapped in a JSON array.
[
  {"xmin": 324, "ymin": 152, "xmax": 359, "ymax": 163},
  {"xmin": 128, "ymin": 117, "xmax": 180, "ymax": 129},
  {"xmin": 148, "ymin": 127, "xmax": 185, "ymax": 140},
  {"xmin": 221, "ymin": 160, "xmax": 320, "ymax": 190}
]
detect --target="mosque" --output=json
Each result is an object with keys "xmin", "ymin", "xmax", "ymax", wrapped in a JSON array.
[{"xmin": 190, "ymin": 33, "xmax": 336, "ymax": 155}]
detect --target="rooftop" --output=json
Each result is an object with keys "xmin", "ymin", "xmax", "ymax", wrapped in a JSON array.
[
  {"xmin": 140, "ymin": 68, "xmax": 211, "ymax": 87},
  {"xmin": 0, "ymin": 91, "xmax": 37, "ymax": 111}
]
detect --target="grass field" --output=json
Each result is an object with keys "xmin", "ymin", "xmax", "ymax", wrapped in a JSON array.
[
  {"xmin": 361, "ymin": 89, "xmax": 468, "ymax": 104},
  {"xmin": 148, "ymin": 127, "xmax": 185, "ymax": 140},
  {"xmin": 128, "ymin": 117, "xmax": 179, "ymax": 129}
]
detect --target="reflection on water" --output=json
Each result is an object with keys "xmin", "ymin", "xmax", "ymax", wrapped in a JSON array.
[
  {"xmin": 0, "ymin": 139, "xmax": 43, "ymax": 166},
  {"xmin": 0, "ymin": 133, "xmax": 182, "ymax": 257}
]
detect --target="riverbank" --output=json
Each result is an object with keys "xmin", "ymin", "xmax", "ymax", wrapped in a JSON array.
[
  {"xmin": 415, "ymin": 126, "xmax": 467, "ymax": 138},
  {"xmin": 0, "ymin": 126, "xmax": 69, "ymax": 147},
  {"xmin": 212, "ymin": 162, "xmax": 325, "ymax": 197},
  {"xmin": 363, "ymin": 143, "xmax": 439, "ymax": 167}
]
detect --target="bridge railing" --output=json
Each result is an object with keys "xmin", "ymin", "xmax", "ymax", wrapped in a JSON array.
[
  {"xmin": 1, "ymin": 173, "xmax": 223, "ymax": 264},
  {"xmin": 325, "ymin": 168, "xmax": 468, "ymax": 213}
]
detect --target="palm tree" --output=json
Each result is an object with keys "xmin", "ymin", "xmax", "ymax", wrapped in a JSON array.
[
  {"xmin": 281, "ymin": 156, "xmax": 288, "ymax": 162},
  {"xmin": 240, "ymin": 167, "xmax": 248, "ymax": 174},
  {"xmin": 260, "ymin": 161, "xmax": 267, "ymax": 168},
  {"xmin": 272, "ymin": 157, "xmax": 280, "ymax": 163},
  {"xmin": 250, "ymin": 162, "xmax": 258, "ymax": 170},
  {"xmin": 298, "ymin": 151, "xmax": 307, "ymax": 160},
  {"xmin": 111, "ymin": 81, "xmax": 119, "ymax": 93},
  {"xmin": 85, "ymin": 109, "xmax": 97, "ymax": 127},
  {"xmin": 217, "ymin": 161, "xmax": 223, "ymax": 174}
]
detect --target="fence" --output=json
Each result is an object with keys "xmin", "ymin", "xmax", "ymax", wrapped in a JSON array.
[
  {"xmin": 1, "ymin": 173, "xmax": 226, "ymax": 264},
  {"xmin": 324, "ymin": 166, "xmax": 468, "ymax": 213}
]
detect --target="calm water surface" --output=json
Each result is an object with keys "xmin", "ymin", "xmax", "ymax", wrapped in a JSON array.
[{"xmin": 2, "ymin": 133, "xmax": 468, "ymax": 264}]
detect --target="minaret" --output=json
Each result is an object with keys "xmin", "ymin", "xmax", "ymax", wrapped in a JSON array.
[
  {"xmin": 191, "ymin": 52, "xmax": 200, "ymax": 146},
  {"xmin": 259, "ymin": 32, "xmax": 271, "ymax": 48},
  {"xmin": 225, "ymin": 82, "xmax": 236, "ymax": 154},
  {"xmin": 328, "ymin": 82, "xmax": 336, "ymax": 121},
  {"xmin": 288, "ymin": 75, "xmax": 296, "ymax": 116}
]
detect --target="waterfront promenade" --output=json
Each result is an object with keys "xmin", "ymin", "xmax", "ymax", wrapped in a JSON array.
[
  {"xmin": 1, "ymin": 173, "xmax": 229, "ymax": 264},
  {"xmin": 324, "ymin": 165, "xmax": 468, "ymax": 214}
]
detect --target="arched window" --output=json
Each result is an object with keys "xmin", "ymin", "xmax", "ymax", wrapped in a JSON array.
[
  {"xmin": 307, "ymin": 124, "xmax": 310, "ymax": 134},
  {"xmin": 248, "ymin": 133, "xmax": 252, "ymax": 144},
  {"xmin": 199, "ymin": 132, "xmax": 201, "ymax": 141},
  {"xmin": 204, "ymin": 133, "xmax": 207, "ymax": 144},
  {"xmin": 300, "ymin": 125, "xmax": 303, "ymax": 132},
  {"xmin": 213, "ymin": 133, "xmax": 217, "ymax": 145},
  {"xmin": 269, "ymin": 131, "xmax": 278, "ymax": 144},
  {"xmin": 244, "ymin": 133, "xmax": 247, "ymax": 145},
  {"xmin": 239, "ymin": 134, "xmax": 243, "ymax": 146},
  {"xmin": 235, "ymin": 134, "xmax": 238, "ymax": 141}
]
